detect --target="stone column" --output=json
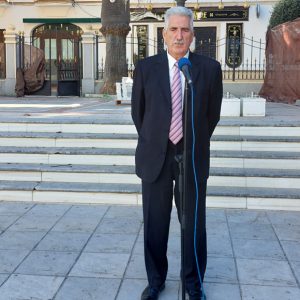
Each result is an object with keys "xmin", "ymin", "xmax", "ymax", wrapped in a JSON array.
[
  {"xmin": 81, "ymin": 29, "xmax": 96, "ymax": 95},
  {"xmin": 4, "ymin": 26, "xmax": 18, "ymax": 96}
]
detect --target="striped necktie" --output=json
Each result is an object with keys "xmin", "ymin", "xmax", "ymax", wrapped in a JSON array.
[{"xmin": 169, "ymin": 62, "xmax": 183, "ymax": 144}]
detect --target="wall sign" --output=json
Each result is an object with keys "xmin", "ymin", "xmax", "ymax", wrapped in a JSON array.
[
  {"xmin": 136, "ymin": 25, "xmax": 148, "ymax": 60},
  {"xmin": 226, "ymin": 24, "xmax": 243, "ymax": 68},
  {"xmin": 194, "ymin": 8, "xmax": 249, "ymax": 21}
]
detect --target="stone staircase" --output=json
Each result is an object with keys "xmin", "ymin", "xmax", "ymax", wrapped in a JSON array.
[{"xmin": 0, "ymin": 117, "xmax": 300, "ymax": 210}]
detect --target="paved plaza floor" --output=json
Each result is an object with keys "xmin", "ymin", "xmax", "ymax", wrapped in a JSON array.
[{"xmin": 0, "ymin": 201, "xmax": 300, "ymax": 300}]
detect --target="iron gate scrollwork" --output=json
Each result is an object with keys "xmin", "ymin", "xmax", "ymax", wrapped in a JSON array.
[{"xmin": 32, "ymin": 23, "xmax": 82, "ymax": 96}]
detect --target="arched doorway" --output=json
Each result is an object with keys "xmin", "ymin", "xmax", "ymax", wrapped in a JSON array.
[{"xmin": 32, "ymin": 23, "xmax": 82, "ymax": 96}]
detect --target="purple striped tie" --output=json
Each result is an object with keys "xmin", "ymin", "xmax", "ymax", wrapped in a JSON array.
[{"xmin": 169, "ymin": 62, "xmax": 183, "ymax": 144}]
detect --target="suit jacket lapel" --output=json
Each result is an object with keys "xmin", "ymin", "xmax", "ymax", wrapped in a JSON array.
[
  {"xmin": 155, "ymin": 52, "xmax": 172, "ymax": 109},
  {"xmin": 189, "ymin": 52, "xmax": 201, "ymax": 85}
]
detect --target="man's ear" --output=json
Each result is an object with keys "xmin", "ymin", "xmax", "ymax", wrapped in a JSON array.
[{"xmin": 162, "ymin": 28, "xmax": 166, "ymax": 41}]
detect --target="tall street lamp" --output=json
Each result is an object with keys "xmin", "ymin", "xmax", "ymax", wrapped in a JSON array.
[{"xmin": 176, "ymin": 0, "xmax": 186, "ymax": 7}]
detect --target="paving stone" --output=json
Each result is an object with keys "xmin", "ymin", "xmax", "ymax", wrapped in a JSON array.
[
  {"xmin": 290, "ymin": 260, "xmax": 300, "ymax": 283},
  {"xmin": 232, "ymin": 238, "xmax": 285, "ymax": 260},
  {"xmin": 132, "ymin": 239, "xmax": 144, "ymax": 256},
  {"xmin": 169, "ymin": 217, "xmax": 181, "ymax": 235},
  {"xmin": 0, "ymin": 274, "xmax": 8, "ymax": 286},
  {"xmin": 0, "ymin": 274, "xmax": 64, "ymax": 300},
  {"xmin": 226, "ymin": 209, "xmax": 270, "ymax": 224},
  {"xmin": 7, "ymin": 215, "xmax": 60, "ymax": 232},
  {"xmin": 55, "ymin": 277, "xmax": 121, "ymax": 300},
  {"xmin": 84, "ymin": 233, "xmax": 136, "ymax": 253},
  {"xmin": 207, "ymin": 236, "xmax": 233, "ymax": 257},
  {"xmin": 0, "ymin": 249, "xmax": 30, "ymax": 273},
  {"xmin": 125, "ymin": 254, "xmax": 147, "ymax": 279},
  {"xmin": 105, "ymin": 205, "xmax": 143, "ymax": 219},
  {"xmin": 117, "ymin": 279, "xmax": 180, "ymax": 300},
  {"xmin": 116, "ymin": 278, "xmax": 148, "ymax": 300},
  {"xmin": 16, "ymin": 251, "xmax": 78, "ymax": 276},
  {"xmin": 273, "ymin": 224, "xmax": 300, "ymax": 242},
  {"xmin": 166, "ymin": 234, "xmax": 181, "ymax": 256},
  {"xmin": 125, "ymin": 252, "xmax": 180, "ymax": 282},
  {"xmin": 237, "ymin": 258, "xmax": 297, "ymax": 286},
  {"xmin": 207, "ymin": 222, "xmax": 230, "ymax": 239},
  {"xmin": 229, "ymin": 223, "xmax": 277, "ymax": 240},
  {"xmin": 0, "ymin": 202, "xmax": 33, "ymax": 216},
  {"xmin": 70, "ymin": 252, "xmax": 130, "ymax": 278},
  {"xmin": 267, "ymin": 211, "xmax": 300, "ymax": 226},
  {"xmin": 0, "ymin": 215, "xmax": 19, "ymax": 231},
  {"xmin": 51, "ymin": 216, "xmax": 100, "ymax": 233},
  {"xmin": 241, "ymin": 284, "xmax": 300, "ymax": 300},
  {"xmin": 281, "ymin": 240, "xmax": 300, "ymax": 261},
  {"xmin": 166, "ymin": 254, "xmax": 180, "ymax": 281},
  {"xmin": 64, "ymin": 204, "xmax": 109, "ymax": 219},
  {"xmin": 0, "ymin": 231, "xmax": 45, "ymax": 250},
  {"xmin": 96, "ymin": 217, "xmax": 142, "ymax": 234},
  {"xmin": 205, "ymin": 282, "xmax": 241, "ymax": 300},
  {"xmin": 25, "ymin": 203, "xmax": 71, "ymax": 217},
  {"xmin": 205, "ymin": 257, "xmax": 238, "ymax": 284},
  {"xmin": 206, "ymin": 209, "xmax": 227, "ymax": 223},
  {"xmin": 36, "ymin": 231, "xmax": 91, "ymax": 252}
]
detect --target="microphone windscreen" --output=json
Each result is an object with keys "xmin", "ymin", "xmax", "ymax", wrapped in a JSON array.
[{"xmin": 178, "ymin": 57, "xmax": 192, "ymax": 71}]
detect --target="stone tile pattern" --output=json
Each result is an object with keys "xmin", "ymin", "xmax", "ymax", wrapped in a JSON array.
[{"xmin": 0, "ymin": 202, "xmax": 299, "ymax": 299}]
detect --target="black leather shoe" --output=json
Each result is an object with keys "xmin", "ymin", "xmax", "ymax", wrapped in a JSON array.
[{"xmin": 141, "ymin": 283, "xmax": 165, "ymax": 300}]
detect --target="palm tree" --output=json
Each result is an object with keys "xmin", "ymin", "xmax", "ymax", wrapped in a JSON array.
[{"xmin": 100, "ymin": 0, "xmax": 130, "ymax": 94}]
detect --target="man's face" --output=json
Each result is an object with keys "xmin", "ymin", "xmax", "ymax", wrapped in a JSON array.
[{"xmin": 163, "ymin": 15, "xmax": 194, "ymax": 61}]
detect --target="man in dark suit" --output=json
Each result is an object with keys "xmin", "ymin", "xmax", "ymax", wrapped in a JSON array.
[{"xmin": 131, "ymin": 6, "xmax": 223, "ymax": 300}]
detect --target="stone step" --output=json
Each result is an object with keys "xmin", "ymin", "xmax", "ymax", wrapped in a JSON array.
[
  {"xmin": 1, "ymin": 121, "xmax": 300, "ymax": 137},
  {"xmin": 0, "ymin": 132, "xmax": 300, "ymax": 151},
  {"xmin": 0, "ymin": 147, "xmax": 299, "ymax": 169},
  {"xmin": 0, "ymin": 180, "xmax": 299, "ymax": 210},
  {"xmin": 0, "ymin": 164, "xmax": 299, "ymax": 189}
]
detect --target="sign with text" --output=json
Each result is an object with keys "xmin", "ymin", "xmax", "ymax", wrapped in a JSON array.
[
  {"xmin": 194, "ymin": 8, "xmax": 248, "ymax": 21},
  {"xmin": 226, "ymin": 24, "xmax": 243, "ymax": 68}
]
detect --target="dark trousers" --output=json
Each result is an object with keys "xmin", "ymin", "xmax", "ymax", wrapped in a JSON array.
[{"xmin": 142, "ymin": 140, "xmax": 207, "ymax": 290}]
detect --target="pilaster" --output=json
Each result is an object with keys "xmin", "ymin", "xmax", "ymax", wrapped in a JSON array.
[
  {"xmin": 4, "ymin": 26, "xmax": 18, "ymax": 96},
  {"xmin": 81, "ymin": 29, "xmax": 96, "ymax": 95}
]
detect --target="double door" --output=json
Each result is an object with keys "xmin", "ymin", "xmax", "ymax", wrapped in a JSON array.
[{"xmin": 32, "ymin": 24, "xmax": 82, "ymax": 96}]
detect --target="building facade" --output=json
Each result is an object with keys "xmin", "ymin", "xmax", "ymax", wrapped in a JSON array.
[{"xmin": 0, "ymin": 0, "xmax": 278, "ymax": 97}]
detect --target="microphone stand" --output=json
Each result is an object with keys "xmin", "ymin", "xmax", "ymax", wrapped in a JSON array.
[{"xmin": 175, "ymin": 79, "xmax": 190, "ymax": 300}]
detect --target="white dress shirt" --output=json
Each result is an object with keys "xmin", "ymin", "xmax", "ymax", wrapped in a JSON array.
[{"xmin": 167, "ymin": 51, "xmax": 189, "ymax": 108}]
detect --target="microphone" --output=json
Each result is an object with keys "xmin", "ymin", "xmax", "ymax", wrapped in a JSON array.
[{"xmin": 178, "ymin": 57, "xmax": 193, "ymax": 85}]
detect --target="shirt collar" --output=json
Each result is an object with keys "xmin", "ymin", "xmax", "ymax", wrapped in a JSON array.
[{"xmin": 167, "ymin": 51, "xmax": 190, "ymax": 71}]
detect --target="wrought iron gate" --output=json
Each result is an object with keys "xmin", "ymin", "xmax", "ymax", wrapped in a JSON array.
[{"xmin": 25, "ymin": 23, "xmax": 82, "ymax": 96}]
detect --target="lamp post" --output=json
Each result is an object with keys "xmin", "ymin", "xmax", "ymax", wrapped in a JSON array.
[{"xmin": 176, "ymin": 0, "xmax": 186, "ymax": 6}]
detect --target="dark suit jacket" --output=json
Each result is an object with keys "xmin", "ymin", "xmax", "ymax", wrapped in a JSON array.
[{"xmin": 131, "ymin": 51, "xmax": 223, "ymax": 183}]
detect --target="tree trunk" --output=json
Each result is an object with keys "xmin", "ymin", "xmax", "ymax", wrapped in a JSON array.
[{"xmin": 100, "ymin": 0, "xmax": 130, "ymax": 94}]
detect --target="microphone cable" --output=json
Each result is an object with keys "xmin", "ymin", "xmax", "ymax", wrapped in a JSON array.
[{"xmin": 190, "ymin": 85, "xmax": 206, "ymax": 300}]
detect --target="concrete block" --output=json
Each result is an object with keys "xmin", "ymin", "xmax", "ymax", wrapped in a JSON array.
[
  {"xmin": 241, "ymin": 96, "xmax": 266, "ymax": 116},
  {"xmin": 221, "ymin": 97, "xmax": 241, "ymax": 117}
]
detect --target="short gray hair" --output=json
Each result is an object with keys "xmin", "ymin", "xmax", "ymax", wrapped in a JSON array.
[{"xmin": 164, "ymin": 6, "xmax": 194, "ymax": 32}]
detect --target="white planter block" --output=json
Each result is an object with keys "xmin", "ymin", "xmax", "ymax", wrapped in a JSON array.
[
  {"xmin": 221, "ymin": 98, "xmax": 241, "ymax": 117},
  {"xmin": 241, "ymin": 97, "xmax": 266, "ymax": 116}
]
